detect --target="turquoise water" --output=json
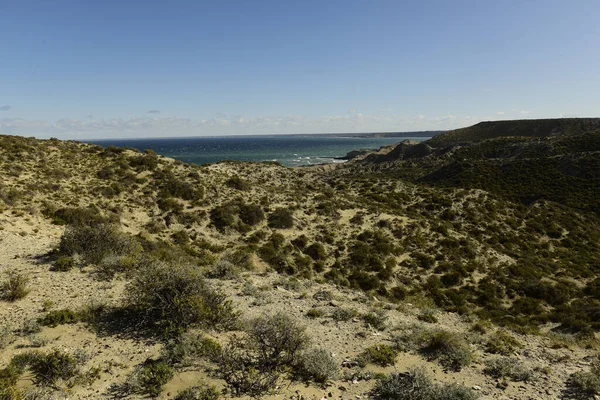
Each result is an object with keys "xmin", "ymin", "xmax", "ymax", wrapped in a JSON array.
[{"xmin": 89, "ymin": 135, "xmax": 429, "ymax": 167}]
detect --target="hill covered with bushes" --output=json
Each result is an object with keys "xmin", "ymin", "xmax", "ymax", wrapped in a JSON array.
[{"xmin": 1, "ymin": 121, "xmax": 600, "ymax": 399}]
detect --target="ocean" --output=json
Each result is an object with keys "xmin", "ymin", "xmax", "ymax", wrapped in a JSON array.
[{"xmin": 88, "ymin": 135, "xmax": 430, "ymax": 167}]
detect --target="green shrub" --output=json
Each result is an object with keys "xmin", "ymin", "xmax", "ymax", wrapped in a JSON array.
[
  {"xmin": 483, "ymin": 357, "xmax": 532, "ymax": 382},
  {"xmin": 163, "ymin": 332, "xmax": 222, "ymax": 367},
  {"xmin": 293, "ymin": 347, "xmax": 338, "ymax": 384},
  {"xmin": 52, "ymin": 256, "xmax": 76, "ymax": 272},
  {"xmin": 125, "ymin": 259, "xmax": 238, "ymax": 334},
  {"xmin": 393, "ymin": 326, "xmax": 473, "ymax": 372},
  {"xmin": 267, "ymin": 208, "xmax": 294, "ymax": 229},
  {"xmin": 362, "ymin": 309, "xmax": 388, "ymax": 331},
  {"xmin": 358, "ymin": 344, "xmax": 397, "ymax": 367},
  {"xmin": 418, "ymin": 309, "xmax": 439, "ymax": 323},
  {"xmin": 50, "ymin": 206, "xmax": 109, "ymax": 226},
  {"xmin": 569, "ymin": 370, "xmax": 600, "ymax": 398},
  {"xmin": 0, "ymin": 272, "xmax": 29, "ymax": 301},
  {"xmin": 226, "ymin": 176, "xmax": 250, "ymax": 191},
  {"xmin": 371, "ymin": 368, "xmax": 478, "ymax": 400},
  {"xmin": 29, "ymin": 349, "xmax": 78, "ymax": 385},
  {"xmin": 38, "ymin": 309, "xmax": 81, "ymax": 327},
  {"xmin": 58, "ymin": 223, "xmax": 138, "ymax": 265},
  {"xmin": 127, "ymin": 359, "xmax": 174, "ymax": 397},
  {"xmin": 421, "ymin": 330, "xmax": 473, "ymax": 371},
  {"xmin": 306, "ymin": 308, "xmax": 325, "ymax": 319},
  {"xmin": 485, "ymin": 331, "xmax": 522, "ymax": 355},
  {"xmin": 331, "ymin": 307, "xmax": 358, "ymax": 322},
  {"xmin": 238, "ymin": 204, "xmax": 264, "ymax": 226},
  {"xmin": 171, "ymin": 230, "xmax": 190, "ymax": 245},
  {"xmin": 175, "ymin": 385, "xmax": 220, "ymax": 400},
  {"xmin": 247, "ymin": 312, "xmax": 310, "ymax": 368},
  {"xmin": 209, "ymin": 205, "xmax": 236, "ymax": 230},
  {"xmin": 304, "ymin": 243, "xmax": 326, "ymax": 261}
]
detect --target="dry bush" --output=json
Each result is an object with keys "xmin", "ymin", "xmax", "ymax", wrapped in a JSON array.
[{"xmin": 0, "ymin": 271, "xmax": 29, "ymax": 301}]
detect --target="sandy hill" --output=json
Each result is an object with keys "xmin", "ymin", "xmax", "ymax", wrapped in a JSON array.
[{"xmin": 0, "ymin": 131, "xmax": 599, "ymax": 399}]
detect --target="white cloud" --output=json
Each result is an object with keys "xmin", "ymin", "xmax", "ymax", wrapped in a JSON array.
[
  {"xmin": 520, "ymin": 110, "xmax": 531, "ymax": 115},
  {"xmin": 0, "ymin": 112, "xmax": 505, "ymax": 139},
  {"xmin": 496, "ymin": 111, "xmax": 505, "ymax": 115}
]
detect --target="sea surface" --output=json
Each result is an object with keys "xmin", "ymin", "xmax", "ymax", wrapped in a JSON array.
[{"xmin": 88, "ymin": 135, "xmax": 429, "ymax": 167}]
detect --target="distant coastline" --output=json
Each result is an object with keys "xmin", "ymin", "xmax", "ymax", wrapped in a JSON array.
[{"xmin": 87, "ymin": 134, "xmax": 435, "ymax": 167}]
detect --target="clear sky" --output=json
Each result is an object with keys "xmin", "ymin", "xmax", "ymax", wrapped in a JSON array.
[{"xmin": 1, "ymin": 0, "xmax": 599, "ymax": 138}]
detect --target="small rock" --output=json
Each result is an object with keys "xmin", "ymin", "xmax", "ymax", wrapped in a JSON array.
[{"xmin": 472, "ymin": 385, "xmax": 481, "ymax": 391}]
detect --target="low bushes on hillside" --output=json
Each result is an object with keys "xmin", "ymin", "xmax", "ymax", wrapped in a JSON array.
[{"xmin": 125, "ymin": 259, "xmax": 238, "ymax": 334}]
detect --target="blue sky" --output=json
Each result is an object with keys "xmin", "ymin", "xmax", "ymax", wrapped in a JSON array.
[{"xmin": 1, "ymin": 0, "xmax": 599, "ymax": 138}]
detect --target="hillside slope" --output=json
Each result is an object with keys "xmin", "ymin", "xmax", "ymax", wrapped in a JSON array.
[
  {"xmin": 1, "ymin": 133, "xmax": 600, "ymax": 399},
  {"xmin": 427, "ymin": 118, "xmax": 600, "ymax": 147}
]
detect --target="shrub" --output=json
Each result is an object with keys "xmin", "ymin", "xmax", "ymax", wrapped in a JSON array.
[
  {"xmin": 29, "ymin": 349, "xmax": 78, "ymax": 385},
  {"xmin": 125, "ymin": 259, "xmax": 238, "ymax": 333},
  {"xmin": 37, "ymin": 309, "xmax": 81, "ymax": 327},
  {"xmin": 226, "ymin": 176, "xmax": 250, "ymax": 191},
  {"xmin": 209, "ymin": 205, "xmax": 236, "ymax": 230},
  {"xmin": 393, "ymin": 326, "xmax": 473, "ymax": 372},
  {"xmin": 566, "ymin": 357, "xmax": 600, "ymax": 398},
  {"xmin": 293, "ymin": 347, "xmax": 338, "ymax": 384},
  {"xmin": 238, "ymin": 204, "xmax": 264, "ymax": 226},
  {"xmin": 50, "ymin": 206, "xmax": 108, "ymax": 226},
  {"xmin": 267, "ymin": 208, "xmax": 294, "ymax": 229},
  {"xmin": 421, "ymin": 330, "xmax": 473, "ymax": 371},
  {"xmin": 216, "ymin": 313, "xmax": 310, "ymax": 396},
  {"xmin": 58, "ymin": 223, "xmax": 138, "ymax": 266},
  {"xmin": 485, "ymin": 331, "xmax": 522, "ymax": 355},
  {"xmin": 0, "ymin": 324, "xmax": 14, "ymax": 350},
  {"xmin": 418, "ymin": 309, "xmax": 439, "ymax": 323},
  {"xmin": 163, "ymin": 332, "xmax": 222, "ymax": 367},
  {"xmin": 217, "ymin": 338, "xmax": 279, "ymax": 397},
  {"xmin": 483, "ymin": 357, "xmax": 532, "ymax": 382},
  {"xmin": 52, "ymin": 256, "xmax": 75, "ymax": 272},
  {"xmin": 0, "ymin": 272, "xmax": 29, "ymax": 301},
  {"xmin": 331, "ymin": 307, "xmax": 358, "ymax": 322},
  {"xmin": 569, "ymin": 370, "xmax": 600, "ymax": 398},
  {"xmin": 207, "ymin": 259, "xmax": 240, "ymax": 280},
  {"xmin": 247, "ymin": 312, "xmax": 310, "ymax": 369},
  {"xmin": 362, "ymin": 309, "xmax": 388, "ymax": 331},
  {"xmin": 371, "ymin": 368, "xmax": 478, "ymax": 400},
  {"xmin": 175, "ymin": 385, "xmax": 220, "ymax": 400},
  {"xmin": 357, "ymin": 344, "xmax": 397, "ymax": 367},
  {"xmin": 304, "ymin": 243, "xmax": 326, "ymax": 261},
  {"xmin": 127, "ymin": 359, "xmax": 174, "ymax": 397},
  {"xmin": 306, "ymin": 308, "xmax": 325, "ymax": 319}
]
